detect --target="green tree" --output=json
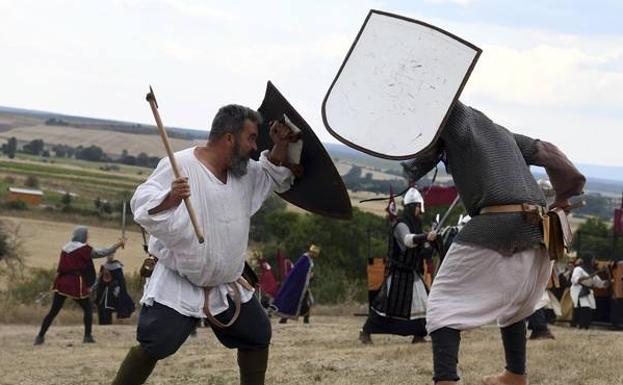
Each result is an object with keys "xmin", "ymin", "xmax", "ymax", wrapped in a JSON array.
[
  {"xmin": 22, "ymin": 139, "xmax": 44, "ymax": 155},
  {"xmin": 573, "ymin": 217, "xmax": 623, "ymax": 259},
  {"xmin": 75, "ymin": 145, "xmax": 105, "ymax": 162},
  {"xmin": 0, "ymin": 220, "xmax": 23, "ymax": 274},
  {"xmin": 2, "ymin": 137, "xmax": 17, "ymax": 158}
]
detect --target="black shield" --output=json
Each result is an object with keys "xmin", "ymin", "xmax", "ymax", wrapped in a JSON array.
[{"xmin": 252, "ymin": 81, "xmax": 352, "ymax": 220}]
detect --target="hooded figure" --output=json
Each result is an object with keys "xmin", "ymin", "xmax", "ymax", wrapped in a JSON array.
[
  {"xmin": 34, "ymin": 226, "xmax": 125, "ymax": 345},
  {"xmin": 95, "ymin": 257, "xmax": 136, "ymax": 325},
  {"xmin": 273, "ymin": 244, "xmax": 320, "ymax": 324}
]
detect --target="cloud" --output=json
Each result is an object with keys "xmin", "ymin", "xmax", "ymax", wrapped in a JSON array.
[
  {"xmin": 113, "ymin": 0, "xmax": 234, "ymax": 21},
  {"xmin": 423, "ymin": 0, "xmax": 472, "ymax": 6},
  {"xmin": 469, "ymin": 43, "xmax": 623, "ymax": 109}
]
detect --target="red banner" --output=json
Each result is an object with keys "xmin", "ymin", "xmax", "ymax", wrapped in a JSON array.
[
  {"xmin": 422, "ymin": 185, "xmax": 458, "ymax": 207},
  {"xmin": 615, "ymin": 208, "xmax": 623, "ymax": 236}
]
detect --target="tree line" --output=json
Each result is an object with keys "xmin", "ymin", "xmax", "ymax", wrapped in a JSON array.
[{"xmin": 1, "ymin": 137, "xmax": 160, "ymax": 168}]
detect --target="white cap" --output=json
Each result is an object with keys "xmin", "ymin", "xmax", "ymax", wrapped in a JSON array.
[{"xmin": 403, "ymin": 187, "xmax": 425, "ymax": 212}]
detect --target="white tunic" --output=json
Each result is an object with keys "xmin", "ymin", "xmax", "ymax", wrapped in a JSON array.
[
  {"xmin": 132, "ymin": 148, "xmax": 293, "ymax": 318},
  {"xmin": 426, "ymin": 242, "xmax": 552, "ymax": 334},
  {"xmin": 570, "ymin": 266, "xmax": 607, "ymax": 309}
]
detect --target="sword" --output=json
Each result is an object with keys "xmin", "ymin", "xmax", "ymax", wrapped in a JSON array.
[
  {"xmin": 121, "ymin": 200, "xmax": 127, "ymax": 242},
  {"xmin": 434, "ymin": 195, "xmax": 461, "ymax": 233}
]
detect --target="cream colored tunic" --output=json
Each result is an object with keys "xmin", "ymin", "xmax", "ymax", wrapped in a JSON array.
[{"xmin": 426, "ymin": 242, "xmax": 551, "ymax": 333}]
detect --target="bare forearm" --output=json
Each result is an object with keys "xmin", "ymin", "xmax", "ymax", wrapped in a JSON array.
[
  {"xmin": 268, "ymin": 142, "xmax": 290, "ymax": 166},
  {"xmin": 147, "ymin": 192, "xmax": 181, "ymax": 215}
]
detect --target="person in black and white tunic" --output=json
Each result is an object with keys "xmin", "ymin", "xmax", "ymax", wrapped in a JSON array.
[
  {"xmin": 570, "ymin": 253, "xmax": 609, "ymax": 330},
  {"xmin": 359, "ymin": 186, "xmax": 435, "ymax": 344}
]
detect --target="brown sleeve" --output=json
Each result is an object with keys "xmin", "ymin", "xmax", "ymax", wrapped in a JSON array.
[{"xmin": 532, "ymin": 140, "xmax": 586, "ymax": 202}]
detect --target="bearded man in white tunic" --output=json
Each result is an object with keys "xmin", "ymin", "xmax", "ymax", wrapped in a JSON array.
[{"xmin": 111, "ymin": 104, "xmax": 297, "ymax": 385}]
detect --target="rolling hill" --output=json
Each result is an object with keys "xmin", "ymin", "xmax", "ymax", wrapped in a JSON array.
[{"xmin": 1, "ymin": 105, "xmax": 621, "ymax": 195}]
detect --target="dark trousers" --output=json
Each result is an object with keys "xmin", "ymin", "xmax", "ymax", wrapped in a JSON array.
[
  {"xmin": 527, "ymin": 308, "xmax": 550, "ymax": 335},
  {"xmin": 611, "ymin": 299, "xmax": 623, "ymax": 329},
  {"xmin": 98, "ymin": 307, "xmax": 114, "ymax": 325},
  {"xmin": 137, "ymin": 297, "xmax": 271, "ymax": 359},
  {"xmin": 111, "ymin": 295, "xmax": 272, "ymax": 385},
  {"xmin": 575, "ymin": 306, "xmax": 593, "ymax": 329},
  {"xmin": 431, "ymin": 321, "xmax": 526, "ymax": 382},
  {"xmin": 38, "ymin": 292, "xmax": 93, "ymax": 337}
]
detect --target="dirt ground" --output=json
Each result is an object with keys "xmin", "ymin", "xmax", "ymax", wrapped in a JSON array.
[{"xmin": 0, "ymin": 316, "xmax": 621, "ymax": 385}]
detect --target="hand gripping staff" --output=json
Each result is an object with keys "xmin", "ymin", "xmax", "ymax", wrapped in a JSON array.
[{"xmin": 145, "ymin": 86, "xmax": 205, "ymax": 244}]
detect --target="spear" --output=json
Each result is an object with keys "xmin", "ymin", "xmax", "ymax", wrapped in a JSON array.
[{"xmin": 145, "ymin": 86, "xmax": 205, "ymax": 244}]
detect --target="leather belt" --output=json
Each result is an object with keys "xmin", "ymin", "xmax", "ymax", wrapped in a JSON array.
[
  {"xmin": 203, "ymin": 277, "xmax": 253, "ymax": 329},
  {"xmin": 479, "ymin": 203, "xmax": 546, "ymax": 224}
]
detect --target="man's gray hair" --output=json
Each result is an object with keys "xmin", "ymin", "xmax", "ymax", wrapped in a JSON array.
[{"xmin": 209, "ymin": 104, "xmax": 262, "ymax": 141}]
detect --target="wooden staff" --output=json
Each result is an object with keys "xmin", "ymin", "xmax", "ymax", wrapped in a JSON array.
[{"xmin": 145, "ymin": 86, "xmax": 205, "ymax": 244}]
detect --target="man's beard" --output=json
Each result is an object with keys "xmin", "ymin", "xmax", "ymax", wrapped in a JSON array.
[{"xmin": 230, "ymin": 140, "xmax": 250, "ymax": 177}]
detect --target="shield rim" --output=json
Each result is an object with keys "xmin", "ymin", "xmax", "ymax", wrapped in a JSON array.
[
  {"xmin": 256, "ymin": 81, "xmax": 353, "ymax": 220},
  {"xmin": 321, "ymin": 9, "xmax": 482, "ymax": 160}
]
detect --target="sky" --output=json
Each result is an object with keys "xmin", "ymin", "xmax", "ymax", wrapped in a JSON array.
[{"xmin": 1, "ymin": 0, "xmax": 622, "ymax": 166}]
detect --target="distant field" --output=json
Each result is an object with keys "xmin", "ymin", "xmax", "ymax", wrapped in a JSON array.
[
  {"xmin": 0, "ymin": 124, "xmax": 203, "ymax": 157},
  {"xmin": 0, "ymin": 155, "xmax": 148, "ymax": 213},
  {"xmin": 1, "ymin": 216, "xmax": 146, "ymax": 273},
  {"xmin": 0, "ymin": 154, "xmax": 389, "ymax": 219}
]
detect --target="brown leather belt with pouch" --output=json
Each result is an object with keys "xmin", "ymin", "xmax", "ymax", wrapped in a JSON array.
[{"xmin": 479, "ymin": 203, "xmax": 573, "ymax": 260}]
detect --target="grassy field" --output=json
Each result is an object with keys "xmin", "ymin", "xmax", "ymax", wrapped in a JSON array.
[
  {"xmin": 0, "ymin": 317, "xmax": 620, "ymax": 385},
  {"xmin": 0, "ymin": 215, "xmax": 146, "ymax": 273}
]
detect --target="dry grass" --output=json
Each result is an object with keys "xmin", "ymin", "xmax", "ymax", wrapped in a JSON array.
[
  {"xmin": 0, "ymin": 215, "xmax": 147, "ymax": 273},
  {"xmin": 284, "ymin": 190, "xmax": 388, "ymax": 217},
  {"xmin": 0, "ymin": 316, "xmax": 621, "ymax": 385},
  {"xmin": 0, "ymin": 302, "xmax": 86, "ymax": 325}
]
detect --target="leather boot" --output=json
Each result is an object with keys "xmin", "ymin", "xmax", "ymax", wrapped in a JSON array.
[
  {"xmin": 481, "ymin": 370, "xmax": 527, "ymax": 385},
  {"xmin": 238, "ymin": 347, "xmax": 269, "ymax": 385},
  {"xmin": 111, "ymin": 345, "xmax": 158, "ymax": 385}
]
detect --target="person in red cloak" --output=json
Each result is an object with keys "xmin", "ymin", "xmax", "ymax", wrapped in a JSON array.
[{"xmin": 34, "ymin": 226, "xmax": 125, "ymax": 345}]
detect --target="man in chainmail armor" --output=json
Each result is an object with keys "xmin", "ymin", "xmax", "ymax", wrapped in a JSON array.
[{"xmin": 402, "ymin": 101, "xmax": 585, "ymax": 385}]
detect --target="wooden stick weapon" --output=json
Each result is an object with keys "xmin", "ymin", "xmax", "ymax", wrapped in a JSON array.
[{"xmin": 145, "ymin": 86, "xmax": 205, "ymax": 244}]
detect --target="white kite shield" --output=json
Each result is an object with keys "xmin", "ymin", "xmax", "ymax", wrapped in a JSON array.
[{"xmin": 322, "ymin": 10, "xmax": 482, "ymax": 160}]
